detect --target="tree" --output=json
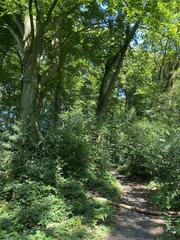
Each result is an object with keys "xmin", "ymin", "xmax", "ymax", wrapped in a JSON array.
[{"xmin": 95, "ymin": 0, "xmax": 180, "ymax": 121}]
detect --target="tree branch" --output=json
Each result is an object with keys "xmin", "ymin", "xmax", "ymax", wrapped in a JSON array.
[
  {"xmin": 34, "ymin": 0, "xmax": 40, "ymax": 20},
  {"xmin": 13, "ymin": 17, "xmax": 24, "ymax": 37},
  {"xmin": 28, "ymin": 0, "xmax": 35, "ymax": 41},
  {"xmin": 43, "ymin": 0, "xmax": 58, "ymax": 28},
  {"xmin": 158, "ymin": 39, "xmax": 169, "ymax": 81},
  {"xmin": 1, "ymin": 19, "xmax": 24, "ymax": 59},
  {"xmin": 41, "ymin": 61, "xmax": 59, "ymax": 84}
]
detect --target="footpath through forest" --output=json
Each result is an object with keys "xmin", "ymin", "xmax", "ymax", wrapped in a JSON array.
[{"xmin": 104, "ymin": 169, "xmax": 164, "ymax": 240}]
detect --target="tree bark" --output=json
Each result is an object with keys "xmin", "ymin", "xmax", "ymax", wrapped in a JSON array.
[
  {"xmin": 96, "ymin": 23, "xmax": 139, "ymax": 121},
  {"xmin": 20, "ymin": 48, "xmax": 38, "ymax": 127},
  {"xmin": 19, "ymin": 0, "xmax": 58, "ymax": 132}
]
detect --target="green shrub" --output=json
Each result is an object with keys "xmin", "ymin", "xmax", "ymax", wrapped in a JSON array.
[
  {"xmin": 0, "ymin": 178, "xmax": 116, "ymax": 240},
  {"xmin": 0, "ymin": 181, "xmax": 70, "ymax": 230},
  {"xmin": 108, "ymin": 115, "xmax": 179, "ymax": 210},
  {"xmin": 156, "ymin": 217, "xmax": 180, "ymax": 240}
]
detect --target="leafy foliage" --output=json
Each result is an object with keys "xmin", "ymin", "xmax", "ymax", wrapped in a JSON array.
[
  {"xmin": 0, "ymin": 0, "xmax": 180, "ymax": 238},
  {"xmin": 0, "ymin": 177, "xmax": 117, "ymax": 239}
]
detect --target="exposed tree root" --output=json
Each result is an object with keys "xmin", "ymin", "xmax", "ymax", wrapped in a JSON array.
[{"xmin": 92, "ymin": 196, "xmax": 180, "ymax": 217}]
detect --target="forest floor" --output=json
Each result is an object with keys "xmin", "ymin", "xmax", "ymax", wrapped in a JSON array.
[{"xmin": 104, "ymin": 169, "xmax": 164, "ymax": 240}]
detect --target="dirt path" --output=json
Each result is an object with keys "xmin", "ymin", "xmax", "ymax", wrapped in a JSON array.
[{"xmin": 104, "ymin": 170, "xmax": 164, "ymax": 240}]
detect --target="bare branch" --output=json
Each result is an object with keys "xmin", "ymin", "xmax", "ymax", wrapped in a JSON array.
[{"xmin": 28, "ymin": 0, "xmax": 35, "ymax": 41}]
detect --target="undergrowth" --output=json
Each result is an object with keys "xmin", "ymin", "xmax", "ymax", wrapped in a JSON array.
[{"xmin": 0, "ymin": 173, "xmax": 120, "ymax": 240}]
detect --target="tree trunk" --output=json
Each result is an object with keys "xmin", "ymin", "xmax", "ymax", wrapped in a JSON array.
[
  {"xmin": 20, "ymin": 51, "xmax": 38, "ymax": 127},
  {"xmin": 53, "ymin": 80, "xmax": 61, "ymax": 127},
  {"xmin": 19, "ymin": 0, "xmax": 58, "ymax": 131},
  {"xmin": 19, "ymin": 3, "xmax": 41, "ymax": 132},
  {"xmin": 96, "ymin": 23, "xmax": 139, "ymax": 122},
  {"xmin": 11, "ymin": 0, "xmax": 59, "ymax": 179}
]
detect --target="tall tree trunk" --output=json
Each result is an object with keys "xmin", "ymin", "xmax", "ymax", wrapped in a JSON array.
[
  {"xmin": 96, "ymin": 23, "xmax": 139, "ymax": 122},
  {"xmin": 20, "ymin": 50, "xmax": 38, "ymax": 128},
  {"xmin": 19, "ymin": 1, "xmax": 40, "ymax": 132},
  {"xmin": 19, "ymin": 0, "xmax": 58, "ymax": 131},
  {"xmin": 10, "ymin": 0, "xmax": 59, "ymax": 179},
  {"xmin": 53, "ymin": 80, "xmax": 61, "ymax": 127}
]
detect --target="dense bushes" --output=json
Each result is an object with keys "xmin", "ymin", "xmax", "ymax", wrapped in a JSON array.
[
  {"xmin": 0, "ymin": 127, "xmax": 62, "ymax": 184},
  {"xmin": 57, "ymin": 111, "xmax": 93, "ymax": 178},
  {"xmin": 0, "ymin": 110, "xmax": 109, "ymax": 183},
  {"xmin": 0, "ymin": 109, "xmax": 122, "ymax": 239},
  {"xmin": 109, "ymin": 114, "xmax": 180, "ymax": 238},
  {"xmin": 0, "ymin": 179, "xmax": 116, "ymax": 239},
  {"xmin": 0, "ymin": 106, "xmax": 179, "ymax": 239},
  {"xmin": 110, "ymin": 114, "xmax": 180, "ymax": 210}
]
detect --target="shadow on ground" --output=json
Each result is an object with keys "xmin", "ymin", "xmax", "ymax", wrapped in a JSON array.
[
  {"xmin": 105, "ymin": 210, "xmax": 164, "ymax": 240},
  {"xmin": 104, "ymin": 169, "xmax": 164, "ymax": 240}
]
